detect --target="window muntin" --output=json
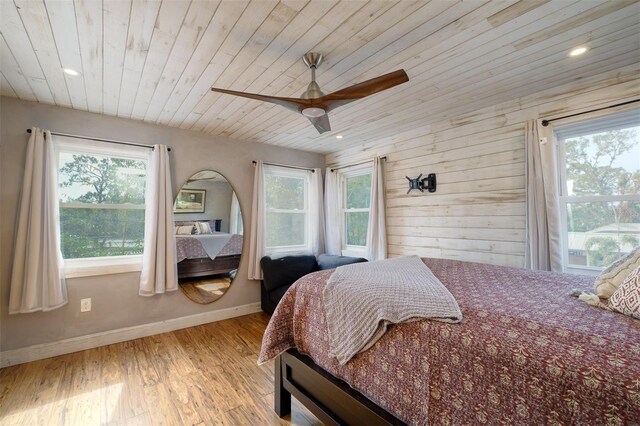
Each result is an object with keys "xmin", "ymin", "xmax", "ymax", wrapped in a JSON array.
[
  {"xmin": 341, "ymin": 168, "xmax": 372, "ymax": 251},
  {"xmin": 556, "ymin": 111, "xmax": 640, "ymax": 271},
  {"xmin": 56, "ymin": 138, "xmax": 148, "ymax": 262},
  {"xmin": 264, "ymin": 166, "xmax": 310, "ymax": 253}
]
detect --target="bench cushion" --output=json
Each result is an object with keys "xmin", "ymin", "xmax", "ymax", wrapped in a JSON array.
[
  {"xmin": 260, "ymin": 255, "xmax": 318, "ymax": 292},
  {"xmin": 317, "ymin": 254, "xmax": 368, "ymax": 270}
]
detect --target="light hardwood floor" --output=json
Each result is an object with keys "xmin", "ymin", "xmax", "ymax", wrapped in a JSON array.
[{"xmin": 0, "ymin": 313, "xmax": 321, "ymax": 426}]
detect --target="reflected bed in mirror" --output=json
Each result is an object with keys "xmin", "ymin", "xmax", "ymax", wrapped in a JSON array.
[{"xmin": 174, "ymin": 170, "xmax": 243, "ymax": 304}]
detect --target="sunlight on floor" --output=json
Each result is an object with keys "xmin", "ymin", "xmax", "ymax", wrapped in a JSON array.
[
  {"xmin": 1, "ymin": 382, "xmax": 123, "ymax": 426},
  {"xmin": 196, "ymin": 281, "xmax": 229, "ymax": 294}
]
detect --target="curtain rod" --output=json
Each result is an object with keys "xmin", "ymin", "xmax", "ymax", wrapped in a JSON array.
[
  {"xmin": 252, "ymin": 160, "xmax": 315, "ymax": 172},
  {"xmin": 541, "ymin": 99, "xmax": 640, "ymax": 127},
  {"xmin": 26, "ymin": 128, "xmax": 171, "ymax": 151},
  {"xmin": 330, "ymin": 156, "xmax": 387, "ymax": 172}
]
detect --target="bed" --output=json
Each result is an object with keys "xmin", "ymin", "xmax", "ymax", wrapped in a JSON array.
[
  {"xmin": 175, "ymin": 233, "xmax": 243, "ymax": 279},
  {"xmin": 259, "ymin": 258, "xmax": 640, "ymax": 425}
]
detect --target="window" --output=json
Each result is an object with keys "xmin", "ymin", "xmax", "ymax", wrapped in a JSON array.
[
  {"xmin": 555, "ymin": 109, "xmax": 640, "ymax": 272},
  {"xmin": 55, "ymin": 137, "xmax": 149, "ymax": 275},
  {"xmin": 264, "ymin": 165, "xmax": 310, "ymax": 254},
  {"xmin": 341, "ymin": 167, "xmax": 372, "ymax": 256}
]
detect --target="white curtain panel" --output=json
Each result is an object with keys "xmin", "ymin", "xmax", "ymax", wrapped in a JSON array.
[
  {"xmin": 525, "ymin": 120, "xmax": 563, "ymax": 272},
  {"xmin": 9, "ymin": 128, "xmax": 67, "ymax": 314},
  {"xmin": 139, "ymin": 145, "xmax": 178, "ymax": 296},
  {"xmin": 309, "ymin": 168, "xmax": 326, "ymax": 256},
  {"xmin": 248, "ymin": 160, "xmax": 265, "ymax": 280},
  {"xmin": 230, "ymin": 192, "xmax": 243, "ymax": 235},
  {"xmin": 324, "ymin": 169, "xmax": 342, "ymax": 255},
  {"xmin": 366, "ymin": 157, "xmax": 387, "ymax": 261}
]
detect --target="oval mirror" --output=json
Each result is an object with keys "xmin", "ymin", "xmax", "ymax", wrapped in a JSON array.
[{"xmin": 174, "ymin": 170, "xmax": 243, "ymax": 304}]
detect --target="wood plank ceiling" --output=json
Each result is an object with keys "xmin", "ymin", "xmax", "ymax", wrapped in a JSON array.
[{"xmin": 1, "ymin": 0, "xmax": 639, "ymax": 153}]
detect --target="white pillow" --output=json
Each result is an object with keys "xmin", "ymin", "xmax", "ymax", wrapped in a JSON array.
[
  {"xmin": 609, "ymin": 266, "xmax": 640, "ymax": 320},
  {"xmin": 194, "ymin": 222, "xmax": 212, "ymax": 234},
  {"xmin": 594, "ymin": 246, "xmax": 640, "ymax": 299}
]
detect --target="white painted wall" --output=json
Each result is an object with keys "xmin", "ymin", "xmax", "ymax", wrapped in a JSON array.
[
  {"xmin": 0, "ymin": 97, "xmax": 324, "ymax": 352},
  {"xmin": 326, "ymin": 67, "xmax": 640, "ymax": 267}
]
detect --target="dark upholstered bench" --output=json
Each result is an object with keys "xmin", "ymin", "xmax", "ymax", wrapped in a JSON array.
[{"xmin": 260, "ymin": 254, "xmax": 368, "ymax": 315}]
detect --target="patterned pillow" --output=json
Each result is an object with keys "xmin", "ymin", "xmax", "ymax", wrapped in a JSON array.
[
  {"xmin": 175, "ymin": 224, "xmax": 195, "ymax": 235},
  {"xmin": 608, "ymin": 266, "xmax": 640, "ymax": 320},
  {"xmin": 593, "ymin": 246, "xmax": 640, "ymax": 298},
  {"xmin": 194, "ymin": 221, "xmax": 212, "ymax": 234}
]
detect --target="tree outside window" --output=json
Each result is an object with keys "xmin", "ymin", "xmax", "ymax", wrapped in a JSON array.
[
  {"xmin": 58, "ymin": 151, "xmax": 147, "ymax": 259},
  {"xmin": 342, "ymin": 169, "xmax": 372, "ymax": 252},
  {"xmin": 264, "ymin": 166, "xmax": 309, "ymax": 252},
  {"xmin": 560, "ymin": 123, "xmax": 639, "ymax": 270}
]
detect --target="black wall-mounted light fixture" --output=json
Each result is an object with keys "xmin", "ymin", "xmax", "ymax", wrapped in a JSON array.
[{"xmin": 406, "ymin": 173, "xmax": 437, "ymax": 194}]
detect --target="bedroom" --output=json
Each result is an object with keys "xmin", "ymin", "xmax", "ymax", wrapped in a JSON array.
[{"xmin": 0, "ymin": 0, "xmax": 639, "ymax": 425}]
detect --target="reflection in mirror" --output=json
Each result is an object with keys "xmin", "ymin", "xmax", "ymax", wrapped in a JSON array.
[{"xmin": 174, "ymin": 170, "xmax": 243, "ymax": 304}]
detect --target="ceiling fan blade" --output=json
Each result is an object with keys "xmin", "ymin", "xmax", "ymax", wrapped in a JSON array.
[
  {"xmin": 307, "ymin": 114, "xmax": 331, "ymax": 134},
  {"xmin": 212, "ymin": 68, "xmax": 407, "ymax": 135},
  {"xmin": 321, "ymin": 69, "xmax": 409, "ymax": 112},
  {"xmin": 210, "ymin": 87, "xmax": 310, "ymax": 113}
]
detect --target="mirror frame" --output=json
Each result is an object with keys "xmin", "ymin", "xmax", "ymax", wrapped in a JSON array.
[{"xmin": 173, "ymin": 170, "xmax": 243, "ymax": 304}]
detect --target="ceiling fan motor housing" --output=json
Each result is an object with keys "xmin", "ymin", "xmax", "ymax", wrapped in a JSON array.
[
  {"xmin": 301, "ymin": 81, "xmax": 325, "ymax": 100},
  {"xmin": 301, "ymin": 52, "xmax": 325, "ymax": 99}
]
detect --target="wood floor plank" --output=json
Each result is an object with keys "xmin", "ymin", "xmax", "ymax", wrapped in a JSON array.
[
  {"xmin": 99, "ymin": 344, "xmax": 124, "ymax": 385},
  {"xmin": 117, "ymin": 411, "xmax": 152, "ymax": 426},
  {"xmin": 131, "ymin": 339, "xmax": 161, "ymax": 387},
  {"xmin": 1, "ymin": 360, "xmax": 50, "ymax": 425},
  {"xmin": 142, "ymin": 382, "xmax": 185, "ymax": 426},
  {"xmin": 119, "ymin": 380, "xmax": 149, "ymax": 421},
  {"xmin": 165, "ymin": 372, "xmax": 204, "ymax": 426},
  {"xmin": 30, "ymin": 356, "xmax": 67, "ymax": 425}
]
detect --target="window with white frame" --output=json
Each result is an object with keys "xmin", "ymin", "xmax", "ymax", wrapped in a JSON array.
[
  {"xmin": 55, "ymin": 137, "xmax": 148, "ymax": 270},
  {"xmin": 264, "ymin": 165, "xmax": 310, "ymax": 254},
  {"xmin": 341, "ymin": 167, "xmax": 372, "ymax": 256},
  {"xmin": 555, "ymin": 109, "xmax": 640, "ymax": 272}
]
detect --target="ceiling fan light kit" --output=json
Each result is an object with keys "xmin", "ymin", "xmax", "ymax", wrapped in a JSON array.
[
  {"xmin": 301, "ymin": 107, "xmax": 326, "ymax": 118},
  {"xmin": 210, "ymin": 52, "xmax": 409, "ymax": 134}
]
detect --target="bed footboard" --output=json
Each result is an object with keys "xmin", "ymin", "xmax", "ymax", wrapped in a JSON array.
[
  {"xmin": 177, "ymin": 254, "xmax": 241, "ymax": 279},
  {"xmin": 274, "ymin": 349, "xmax": 405, "ymax": 425}
]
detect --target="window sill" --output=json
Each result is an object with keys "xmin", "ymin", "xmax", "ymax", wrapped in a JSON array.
[
  {"xmin": 64, "ymin": 255, "xmax": 143, "ymax": 278},
  {"xmin": 564, "ymin": 266, "xmax": 601, "ymax": 277},
  {"xmin": 266, "ymin": 247, "xmax": 312, "ymax": 258},
  {"xmin": 341, "ymin": 247, "xmax": 367, "ymax": 258}
]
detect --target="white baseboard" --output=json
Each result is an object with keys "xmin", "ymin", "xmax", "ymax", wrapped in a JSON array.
[{"xmin": 0, "ymin": 302, "xmax": 262, "ymax": 368}]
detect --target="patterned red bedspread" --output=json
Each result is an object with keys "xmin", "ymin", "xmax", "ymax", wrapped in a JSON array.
[
  {"xmin": 175, "ymin": 234, "xmax": 243, "ymax": 262},
  {"xmin": 259, "ymin": 258, "xmax": 640, "ymax": 425}
]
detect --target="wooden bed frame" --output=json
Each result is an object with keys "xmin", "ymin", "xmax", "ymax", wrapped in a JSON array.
[
  {"xmin": 275, "ymin": 349, "xmax": 406, "ymax": 425},
  {"xmin": 177, "ymin": 254, "xmax": 241, "ymax": 279}
]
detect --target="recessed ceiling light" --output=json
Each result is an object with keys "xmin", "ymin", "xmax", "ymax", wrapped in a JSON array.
[
  {"xmin": 569, "ymin": 47, "xmax": 587, "ymax": 57},
  {"xmin": 336, "ymin": 135, "xmax": 343, "ymax": 139},
  {"xmin": 63, "ymin": 68, "xmax": 80, "ymax": 76}
]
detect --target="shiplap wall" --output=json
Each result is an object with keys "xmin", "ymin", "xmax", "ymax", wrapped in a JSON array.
[{"xmin": 326, "ymin": 66, "xmax": 640, "ymax": 267}]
